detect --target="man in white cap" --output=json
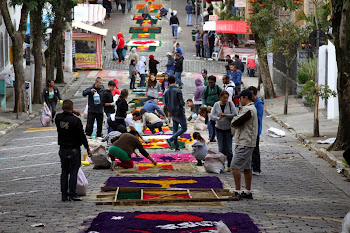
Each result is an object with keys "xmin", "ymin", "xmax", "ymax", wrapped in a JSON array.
[{"xmin": 165, "ymin": 52, "xmax": 175, "ymax": 76}]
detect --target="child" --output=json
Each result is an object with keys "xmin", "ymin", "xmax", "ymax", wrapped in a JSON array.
[
  {"xmin": 161, "ymin": 73, "xmax": 170, "ymax": 94},
  {"xmin": 191, "ymin": 132, "xmax": 208, "ymax": 166},
  {"xmin": 101, "ymin": 80, "xmax": 116, "ymax": 133},
  {"xmin": 129, "ymin": 59, "xmax": 137, "ymax": 89},
  {"xmin": 146, "ymin": 73, "xmax": 161, "ymax": 100},
  {"xmin": 193, "ymin": 78, "xmax": 204, "ymax": 114},
  {"xmin": 194, "ymin": 106, "xmax": 207, "ymax": 131},
  {"xmin": 140, "ymin": 108, "xmax": 164, "ymax": 134},
  {"xmin": 186, "ymin": 99, "xmax": 197, "ymax": 122},
  {"xmin": 112, "ymin": 78, "xmax": 121, "ymax": 96}
]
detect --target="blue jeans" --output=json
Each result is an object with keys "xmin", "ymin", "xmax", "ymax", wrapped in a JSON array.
[
  {"xmin": 172, "ymin": 25, "xmax": 178, "ymax": 38},
  {"xmin": 195, "ymin": 15, "xmax": 201, "ymax": 25},
  {"xmin": 127, "ymin": 1, "xmax": 132, "ymax": 11},
  {"xmin": 175, "ymin": 72, "xmax": 183, "ymax": 86},
  {"xmin": 146, "ymin": 121, "xmax": 163, "ymax": 133},
  {"xmin": 170, "ymin": 114, "xmax": 188, "ymax": 149},
  {"xmin": 166, "ymin": 69, "xmax": 174, "ymax": 76},
  {"xmin": 195, "ymin": 44, "xmax": 201, "ymax": 57},
  {"xmin": 204, "ymin": 44, "xmax": 210, "ymax": 58},
  {"xmin": 112, "ymin": 48, "xmax": 117, "ymax": 59},
  {"xmin": 140, "ymin": 74, "xmax": 146, "ymax": 88},
  {"xmin": 106, "ymin": 113, "xmax": 113, "ymax": 133},
  {"xmin": 208, "ymin": 120, "xmax": 216, "ymax": 140},
  {"xmin": 186, "ymin": 14, "xmax": 192, "ymax": 25},
  {"xmin": 59, "ymin": 149, "xmax": 81, "ymax": 198},
  {"xmin": 216, "ymin": 128, "xmax": 233, "ymax": 167}
]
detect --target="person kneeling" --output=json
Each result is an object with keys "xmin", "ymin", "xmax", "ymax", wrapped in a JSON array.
[
  {"xmin": 108, "ymin": 130, "xmax": 157, "ymax": 169},
  {"xmin": 140, "ymin": 108, "xmax": 164, "ymax": 134},
  {"xmin": 191, "ymin": 132, "xmax": 208, "ymax": 166}
]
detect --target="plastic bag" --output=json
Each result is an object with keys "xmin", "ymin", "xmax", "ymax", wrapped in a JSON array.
[
  {"xmin": 177, "ymin": 26, "xmax": 182, "ymax": 34},
  {"xmin": 76, "ymin": 168, "xmax": 88, "ymax": 196},
  {"xmin": 83, "ymin": 102, "xmax": 88, "ymax": 119},
  {"xmin": 204, "ymin": 150, "xmax": 226, "ymax": 174},
  {"xmin": 91, "ymin": 145, "xmax": 111, "ymax": 169},
  {"xmin": 118, "ymin": 4, "xmax": 122, "ymax": 11},
  {"xmin": 40, "ymin": 105, "xmax": 52, "ymax": 126}
]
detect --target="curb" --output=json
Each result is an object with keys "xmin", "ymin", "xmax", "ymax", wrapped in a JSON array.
[
  {"xmin": 265, "ymin": 108, "xmax": 350, "ymax": 180},
  {"xmin": 0, "ymin": 72, "xmax": 79, "ymax": 140}
]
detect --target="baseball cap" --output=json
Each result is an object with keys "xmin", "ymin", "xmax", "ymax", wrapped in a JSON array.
[
  {"xmin": 234, "ymin": 89, "xmax": 252, "ymax": 99},
  {"xmin": 200, "ymin": 69, "xmax": 208, "ymax": 75}
]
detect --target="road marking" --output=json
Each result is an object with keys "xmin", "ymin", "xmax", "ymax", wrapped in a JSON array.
[
  {"xmin": 265, "ymin": 213, "xmax": 343, "ymax": 223},
  {"xmin": 13, "ymin": 136, "xmax": 57, "ymax": 141},
  {"xmin": 23, "ymin": 126, "xmax": 57, "ymax": 133},
  {"xmin": 0, "ymin": 190, "xmax": 39, "ymax": 197},
  {"xmin": 0, "ymin": 173, "xmax": 60, "ymax": 183},
  {"xmin": 87, "ymin": 70, "xmax": 99, "ymax": 77},
  {"xmin": 0, "ymin": 162, "xmax": 60, "ymax": 171},
  {"xmin": 0, "ymin": 142, "xmax": 57, "ymax": 151}
]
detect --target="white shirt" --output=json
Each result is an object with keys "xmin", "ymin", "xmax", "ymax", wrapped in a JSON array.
[
  {"xmin": 125, "ymin": 114, "xmax": 134, "ymax": 127},
  {"xmin": 223, "ymin": 81, "xmax": 235, "ymax": 102}
]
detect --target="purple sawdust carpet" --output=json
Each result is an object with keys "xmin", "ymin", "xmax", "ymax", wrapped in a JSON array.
[
  {"xmin": 104, "ymin": 176, "xmax": 223, "ymax": 189},
  {"xmin": 84, "ymin": 211, "xmax": 261, "ymax": 233}
]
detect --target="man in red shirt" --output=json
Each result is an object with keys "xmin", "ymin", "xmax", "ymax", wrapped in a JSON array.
[{"xmin": 116, "ymin": 32, "xmax": 125, "ymax": 63}]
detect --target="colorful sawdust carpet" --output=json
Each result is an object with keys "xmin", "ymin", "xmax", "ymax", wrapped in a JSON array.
[
  {"xmin": 132, "ymin": 153, "xmax": 196, "ymax": 163},
  {"xmin": 104, "ymin": 176, "xmax": 223, "ymax": 189},
  {"xmin": 131, "ymin": 33, "xmax": 156, "ymax": 39},
  {"xmin": 85, "ymin": 211, "xmax": 260, "ymax": 233},
  {"xmin": 137, "ymin": 8, "xmax": 159, "ymax": 13},
  {"xmin": 129, "ymin": 27, "xmax": 162, "ymax": 33},
  {"xmin": 136, "ymin": 4, "xmax": 162, "ymax": 9}
]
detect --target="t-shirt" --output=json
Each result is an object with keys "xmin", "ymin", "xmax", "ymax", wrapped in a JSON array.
[
  {"xmin": 125, "ymin": 113, "xmax": 134, "ymax": 127},
  {"xmin": 176, "ymin": 47, "xmax": 183, "ymax": 57},
  {"xmin": 142, "ymin": 112, "xmax": 161, "ymax": 126}
]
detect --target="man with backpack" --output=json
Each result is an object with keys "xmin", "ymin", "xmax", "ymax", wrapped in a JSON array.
[
  {"xmin": 202, "ymin": 75, "xmax": 222, "ymax": 142},
  {"xmin": 222, "ymin": 75, "xmax": 235, "ymax": 102}
]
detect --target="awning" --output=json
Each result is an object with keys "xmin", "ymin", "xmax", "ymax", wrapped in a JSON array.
[
  {"xmin": 72, "ymin": 21, "xmax": 108, "ymax": 36},
  {"xmin": 74, "ymin": 4, "xmax": 106, "ymax": 25},
  {"xmin": 215, "ymin": 20, "xmax": 252, "ymax": 34}
]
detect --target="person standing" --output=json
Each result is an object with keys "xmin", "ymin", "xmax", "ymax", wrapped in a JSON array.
[
  {"xmin": 141, "ymin": 2, "xmax": 153, "ymax": 26},
  {"xmin": 103, "ymin": 0, "xmax": 112, "ymax": 19},
  {"xmin": 222, "ymin": 75, "xmax": 235, "ymax": 102},
  {"xmin": 194, "ymin": 0, "xmax": 201, "ymax": 27},
  {"xmin": 211, "ymin": 91, "xmax": 237, "ymax": 171},
  {"xmin": 165, "ymin": 52, "xmax": 175, "ymax": 76},
  {"xmin": 232, "ymin": 55, "xmax": 244, "ymax": 73},
  {"xmin": 225, "ymin": 55, "xmax": 233, "ymax": 71},
  {"xmin": 209, "ymin": 32, "xmax": 215, "ymax": 58},
  {"xmin": 136, "ymin": 56, "xmax": 147, "ymax": 88},
  {"xmin": 146, "ymin": 73, "xmax": 161, "ymax": 100},
  {"xmin": 101, "ymin": 81, "xmax": 116, "ymax": 133},
  {"xmin": 193, "ymin": 78, "xmax": 204, "ymax": 114},
  {"xmin": 56, "ymin": 100, "xmax": 92, "ymax": 201},
  {"xmin": 116, "ymin": 32, "xmax": 125, "ymax": 63},
  {"xmin": 230, "ymin": 89, "xmax": 258, "ymax": 199},
  {"xmin": 195, "ymin": 30, "xmax": 202, "ymax": 58},
  {"xmin": 129, "ymin": 47, "xmax": 139, "ymax": 64},
  {"xmin": 203, "ymin": 31, "xmax": 209, "ymax": 59},
  {"xmin": 112, "ymin": 36, "xmax": 118, "ymax": 61},
  {"xmin": 120, "ymin": 0, "xmax": 126, "ymax": 13},
  {"xmin": 227, "ymin": 64, "xmax": 236, "ymax": 82},
  {"xmin": 42, "ymin": 79, "xmax": 63, "ymax": 123},
  {"xmin": 174, "ymin": 43, "xmax": 183, "ymax": 57},
  {"xmin": 148, "ymin": 55, "xmax": 160, "ymax": 75},
  {"xmin": 174, "ymin": 53, "xmax": 184, "ymax": 89},
  {"xmin": 129, "ymin": 59, "xmax": 137, "ymax": 90},
  {"xmin": 169, "ymin": 12, "xmax": 180, "ymax": 39},
  {"xmin": 232, "ymin": 65, "xmax": 243, "ymax": 94},
  {"xmin": 202, "ymin": 75, "xmax": 222, "ymax": 142},
  {"xmin": 185, "ymin": 1, "xmax": 193, "ymax": 26},
  {"xmin": 248, "ymin": 86, "xmax": 264, "ymax": 175},
  {"xmin": 164, "ymin": 75, "xmax": 188, "ymax": 151},
  {"xmin": 72, "ymin": 40, "xmax": 77, "ymax": 72},
  {"xmin": 82, "ymin": 77, "xmax": 105, "ymax": 138},
  {"xmin": 127, "ymin": 0, "xmax": 132, "ymax": 12},
  {"xmin": 201, "ymin": 69, "xmax": 208, "ymax": 86}
]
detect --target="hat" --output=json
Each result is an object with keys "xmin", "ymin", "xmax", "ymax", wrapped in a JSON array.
[
  {"xmin": 234, "ymin": 89, "xmax": 252, "ymax": 99},
  {"xmin": 200, "ymin": 69, "xmax": 207, "ymax": 75},
  {"xmin": 166, "ymin": 52, "xmax": 172, "ymax": 56}
]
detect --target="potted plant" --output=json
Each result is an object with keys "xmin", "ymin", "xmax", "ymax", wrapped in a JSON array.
[{"xmin": 296, "ymin": 72, "xmax": 309, "ymax": 96}]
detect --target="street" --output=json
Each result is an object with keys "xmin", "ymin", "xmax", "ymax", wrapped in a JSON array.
[{"xmin": 0, "ymin": 0, "xmax": 349, "ymax": 233}]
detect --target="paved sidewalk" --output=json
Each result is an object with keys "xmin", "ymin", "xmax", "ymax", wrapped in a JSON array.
[
  {"xmin": 264, "ymin": 94, "xmax": 350, "ymax": 179},
  {"xmin": 0, "ymin": 67, "xmax": 84, "ymax": 138}
]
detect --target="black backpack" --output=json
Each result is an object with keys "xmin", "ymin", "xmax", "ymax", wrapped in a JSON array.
[{"xmin": 205, "ymin": 85, "xmax": 220, "ymax": 98}]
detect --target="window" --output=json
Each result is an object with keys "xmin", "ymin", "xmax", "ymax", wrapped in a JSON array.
[{"xmin": 0, "ymin": 33, "xmax": 4, "ymax": 69}]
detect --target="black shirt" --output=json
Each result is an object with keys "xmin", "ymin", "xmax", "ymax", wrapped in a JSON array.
[
  {"xmin": 101, "ymin": 89, "xmax": 115, "ymax": 114},
  {"xmin": 169, "ymin": 16, "xmax": 179, "ymax": 25},
  {"xmin": 55, "ymin": 111, "xmax": 89, "ymax": 150}
]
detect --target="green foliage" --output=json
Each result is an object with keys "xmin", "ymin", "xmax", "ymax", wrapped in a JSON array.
[
  {"xmin": 298, "ymin": 57, "xmax": 316, "ymax": 82},
  {"xmin": 300, "ymin": 81, "xmax": 337, "ymax": 105},
  {"xmin": 297, "ymin": 72, "xmax": 309, "ymax": 84}
]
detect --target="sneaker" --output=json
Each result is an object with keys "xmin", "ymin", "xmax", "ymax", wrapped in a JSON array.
[
  {"xmin": 62, "ymin": 194, "xmax": 69, "ymax": 202},
  {"xmin": 241, "ymin": 191, "xmax": 253, "ymax": 199},
  {"xmin": 68, "ymin": 196, "xmax": 82, "ymax": 201},
  {"xmin": 196, "ymin": 160, "xmax": 203, "ymax": 166},
  {"xmin": 179, "ymin": 84, "xmax": 184, "ymax": 89},
  {"xmin": 227, "ymin": 166, "xmax": 231, "ymax": 172},
  {"xmin": 166, "ymin": 139, "xmax": 172, "ymax": 149},
  {"xmin": 117, "ymin": 61, "xmax": 121, "ymax": 64},
  {"xmin": 233, "ymin": 192, "xmax": 241, "ymax": 200},
  {"xmin": 252, "ymin": 171, "xmax": 261, "ymax": 176}
]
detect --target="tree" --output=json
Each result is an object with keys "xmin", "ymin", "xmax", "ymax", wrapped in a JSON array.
[
  {"xmin": 248, "ymin": 2, "xmax": 278, "ymax": 99},
  {"xmin": 0, "ymin": 0, "xmax": 37, "ymax": 112},
  {"xmin": 31, "ymin": 0, "xmax": 45, "ymax": 104},
  {"xmin": 329, "ymin": 0, "xmax": 350, "ymax": 151},
  {"xmin": 270, "ymin": 20, "xmax": 310, "ymax": 114}
]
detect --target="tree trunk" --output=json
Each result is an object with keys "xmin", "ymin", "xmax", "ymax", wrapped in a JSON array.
[
  {"xmin": 55, "ymin": 34, "xmax": 64, "ymax": 84},
  {"xmin": 254, "ymin": 33, "xmax": 276, "ymax": 99},
  {"xmin": 284, "ymin": 67, "xmax": 290, "ymax": 115},
  {"xmin": 12, "ymin": 33, "xmax": 26, "ymax": 112},
  {"xmin": 45, "ymin": 49, "xmax": 56, "ymax": 83},
  {"xmin": 31, "ymin": 3, "xmax": 44, "ymax": 104},
  {"xmin": 329, "ymin": 0, "xmax": 350, "ymax": 151}
]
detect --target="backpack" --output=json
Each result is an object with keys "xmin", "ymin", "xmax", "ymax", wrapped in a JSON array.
[{"xmin": 205, "ymin": 85, "xmax": 220, "ymax": 99}]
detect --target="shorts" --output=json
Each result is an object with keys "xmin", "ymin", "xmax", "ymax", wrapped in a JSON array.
[{"xmin": 231, "ymin": 145, "xmax": 254, "ymax": 170}]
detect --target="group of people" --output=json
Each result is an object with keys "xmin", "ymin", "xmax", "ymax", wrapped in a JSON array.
[
  {"xmin": 102, "ymin": 0, "xmax": 133, "ymax": 19},
  {"xmin": 194, "ymin": 30, "xmax": 216, "ymax": 59}
]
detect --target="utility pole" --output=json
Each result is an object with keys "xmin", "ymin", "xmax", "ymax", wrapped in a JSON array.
[
  {"xmin": 313, "ymin": 0, "xmax": 321, "ymax": 137},
  {"xmin": 64, "ymin": 9, "xmax": 73, "ymax": 73},
  {"xmin": 201, "ymin": 0, "xmax": 204, "ymax": 31}
]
